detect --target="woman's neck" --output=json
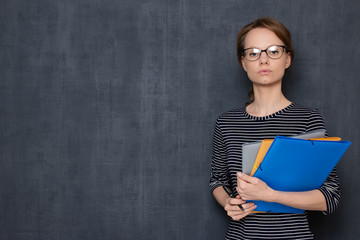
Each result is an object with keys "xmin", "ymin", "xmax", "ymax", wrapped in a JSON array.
[{"xmin": 246, "ymin": 84, "xmax": 291, "ymax": 117}]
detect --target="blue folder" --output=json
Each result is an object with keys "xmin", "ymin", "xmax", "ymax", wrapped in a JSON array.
[{"xmin": 252, "ymin": 136, "xmax": 351, "ymax": 213}]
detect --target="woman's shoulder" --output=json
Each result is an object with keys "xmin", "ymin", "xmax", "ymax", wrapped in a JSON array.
[
  {"xmin": 215, "ymin": 107, "xmax": 247, "ymax": 121},
  {"xmin": 285, "ymin": 103, "xmax": 325, "ymax": 128},
  {"xmin": 288, "ymin": 103, "xmax": 322, "ymax": 115}
]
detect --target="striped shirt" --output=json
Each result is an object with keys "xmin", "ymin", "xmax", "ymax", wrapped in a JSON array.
[{"xmin": 209, "ymin": 103, "xmax": 340, "ymax": 240}]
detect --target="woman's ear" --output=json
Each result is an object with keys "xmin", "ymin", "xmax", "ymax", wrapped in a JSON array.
[{"xmin": 285, "ymin": 53, "xmax": 291, "ymax": 69}]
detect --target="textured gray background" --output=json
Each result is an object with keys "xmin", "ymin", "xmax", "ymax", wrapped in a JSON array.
[{"xmin": 0, "ymin": 0, "xmax": 359, "ymax": 239}]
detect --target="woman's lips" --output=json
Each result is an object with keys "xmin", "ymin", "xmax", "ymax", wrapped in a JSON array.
[{"xmin": 258, "ymin": 69, "xmax": 271, "ymax": 75}]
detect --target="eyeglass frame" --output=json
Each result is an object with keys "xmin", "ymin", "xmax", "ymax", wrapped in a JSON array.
[{"xmin": 242, "ymin": 45, "xmax": 288, "ymax": 61}]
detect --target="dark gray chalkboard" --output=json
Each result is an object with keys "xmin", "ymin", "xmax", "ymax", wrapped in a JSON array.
[{"xmin": 0, "ymin": 0, "xmax": 359, "ymax": 239}]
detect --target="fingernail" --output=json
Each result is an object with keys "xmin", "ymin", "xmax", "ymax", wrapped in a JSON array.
[{"xmin": 237, "ymin": 172, "xmax": 242, "ymax": 177}]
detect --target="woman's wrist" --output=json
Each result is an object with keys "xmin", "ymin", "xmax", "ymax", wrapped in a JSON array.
[{"xmin": 265, "ymin": 187, "xmax": 277, "ymax": 202}]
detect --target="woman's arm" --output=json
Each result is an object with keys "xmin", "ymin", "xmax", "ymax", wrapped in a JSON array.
[
  {"xmin": 236, "ymin": 173, "xmax": 327, "ymax": 211},
  {"xmin": 212, "ymin": 186, "xmax": 230, "ymax": 208},
  {"xmin": 270, "ymin": 189, "xmax": 326, "ymax": 211},
  {"xmin": 305, "ymin": 110, "xmax": 340, "ymax": 214}
]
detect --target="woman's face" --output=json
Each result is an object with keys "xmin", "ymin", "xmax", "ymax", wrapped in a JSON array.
[{"xmin": 241, "ymin": 27, "xmax": 291, "ymax": 87}]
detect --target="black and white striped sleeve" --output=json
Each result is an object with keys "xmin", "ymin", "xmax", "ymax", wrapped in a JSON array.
[
  {"xmin": 307, "ymin": 109, "xmax": 341, "ymax": 215},
  {"xmin": 318, "ymin": 168, "xmax": 340, "ymax": 215},
  {"xmin": 209, "ymin": 120, "xmax": 232, "ymax": 194}
]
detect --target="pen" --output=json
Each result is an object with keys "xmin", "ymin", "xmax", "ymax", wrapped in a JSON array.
[
  {"xmin": 238, "ymin": 204, "xmax": 245, "ymax": 211},
  {"xmin": 222, "ymin": 186, "xmax": 245, "ymax": 212}
]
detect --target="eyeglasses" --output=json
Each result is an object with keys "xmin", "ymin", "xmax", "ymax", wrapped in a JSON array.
[{"xmin": 242, "ymin": 45, "xmax": 287, "ymax": 61}]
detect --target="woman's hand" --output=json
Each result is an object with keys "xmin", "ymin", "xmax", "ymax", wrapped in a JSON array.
[
  {"xmin": 224, "ymin": 195, "xmax": 257, "ymax": 221},
  {"xmin": 236, "ymin": 172, "xmax": 275, "ymax": 201},
  {"xmin": 236, "ymin": 172, "xmax": 328, "ymax": 211}
]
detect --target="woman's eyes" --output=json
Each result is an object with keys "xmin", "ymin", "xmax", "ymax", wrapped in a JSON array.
[{"xmin": 269, "ymin": 50, "xmax": 279, "ymax": 55}]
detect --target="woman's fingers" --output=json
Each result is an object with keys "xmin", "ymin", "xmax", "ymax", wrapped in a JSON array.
[
  {"xmin": 241, "ymin": 202, "xmax": 256, "ymax": 211},
  {"xmin": 225, "ymin": 197, "xmax": 254, "ymax": 210},
  {"xmin": 237, "ymin": 172, "xmax": 259, "ymax": 184},
  {"xmin": 236, "ymin": 173, "xmax": 269, "ymax": 201},
  {"xmin": 227, "ymin": 203, "xmax": 257, "ymax": 220},
  {"xmin": 224, "ymin": 203, "xmax": 245, "ymax": 212},
  {"xmin": 226, "ymin": 197, "xmax": 245, "ymax": 205},
  {"xmin": 225, "ymin": 197, "xmax": 257, "ymax": 221}
]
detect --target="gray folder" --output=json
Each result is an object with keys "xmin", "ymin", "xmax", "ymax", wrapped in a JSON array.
[{"xmin": 242, "ymin": 129, "xmax": 326, "ymax": 175}]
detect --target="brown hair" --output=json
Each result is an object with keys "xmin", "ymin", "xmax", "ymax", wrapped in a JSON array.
[{"xmin": 236, "ymin": 17, "xmax": 295, "ymax": 105}]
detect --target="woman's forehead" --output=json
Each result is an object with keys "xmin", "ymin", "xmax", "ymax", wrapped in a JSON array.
[{"xmin": 244, "ymin": 28, "xmax": 284, "ymax": 49}]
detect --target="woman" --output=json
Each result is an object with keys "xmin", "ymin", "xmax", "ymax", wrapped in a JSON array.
[{"xmin": 209, "ymin": 17, "xmax": 340, "ymax": 239}]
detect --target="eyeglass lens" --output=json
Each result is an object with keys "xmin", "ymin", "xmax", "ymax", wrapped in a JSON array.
[{"xmin": 244, "ymin": 45, "xmax": 285, "ymax": 61}]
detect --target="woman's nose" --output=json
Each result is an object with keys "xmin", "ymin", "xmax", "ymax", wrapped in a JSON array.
[{"xmin": 259, "ymin": 51, "xmax": 269, "ymax": 65}]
